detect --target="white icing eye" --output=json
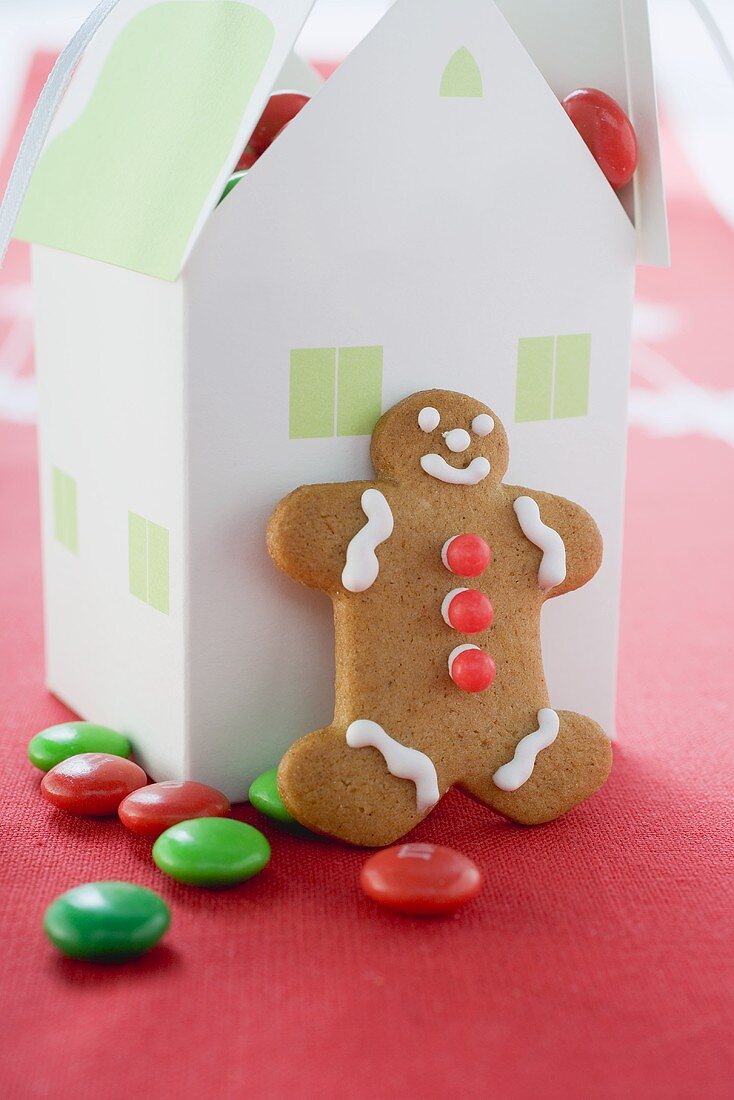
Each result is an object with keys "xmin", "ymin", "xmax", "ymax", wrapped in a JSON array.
[
  {"xmin": 418, "ymin": 407, "xmax": 440, "ymax": 433},
  {"xmin": 443, "ymin": 428, "xmax": 471, "ymax": 453},
  {"xmin": 472, "ymin": 414, "xmax": 494, "ymax": 437}
]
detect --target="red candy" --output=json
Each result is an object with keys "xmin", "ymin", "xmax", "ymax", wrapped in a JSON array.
[
  {"xmin": 442, "ymin": 534, "xmax": 490, "ymax": 577},
  {"xmin": 41, "ymin": 753, "xmax": 148, "ymax": 815},
  {"xmin": 119, "ymin": 780, "xmax": 231, "ymax": 839},
  {"xmin": 442, "ymin": 588, "xmax": 493, "ymax": 633},
  {"xmin": 449, "ymin": 645, "xmax": 495, "ymax": 692},
  {"xmin": 562, "ymin": 88, "xmax": 638, "ymax": 190},
  {"xmin": 360, "ymin": 843, "xmax": 483, "ymax": 915},
  {"xmin": 236, "ymin": 91, "xmax": 310, "ymax": 171}
]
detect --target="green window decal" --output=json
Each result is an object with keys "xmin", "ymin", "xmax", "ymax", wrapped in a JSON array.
[
  {"xmin": 554, "ymin": 334, "xmax": 592, "ymax": 419},
  {"xmin": 53, "ymin": 467, "xmax": 78, "ymax": 554},
  {"xmin": 337, "ymin": 347, "xmax": 383, "ymax": 436},
  {"xmin": 515, "ymin": 335, "xmax": 592, "ymax": 422},
  {"xmin": 290, "ymin": 346, "xmax": 383, "ymax": 439},
  {"xmin": 516, "ymin": 337, "xmax": 554, "ymax": 422},
  {"xmin": 290, "ymin": 348, "xmax": 336, "ymax": 439},
  {"xmin": 440, "ymin": 47, "xmax": 483, "ymax": 98},
  {"xmin": 128, "ymin": 512, "xmax": 169, "ymax": 615}
]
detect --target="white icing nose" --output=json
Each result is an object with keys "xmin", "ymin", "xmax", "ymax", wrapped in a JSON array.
[{"xmin": 443, "ymin": 428, "xmax": 471, "ymax": 453}]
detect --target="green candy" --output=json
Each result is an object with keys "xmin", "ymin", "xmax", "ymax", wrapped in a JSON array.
[
  {"xmin": 44, "ymin": 882, "xmax": 170, "ymax": 960},
  {"xmin": 248, "ymin": 768, "xmax": 295, "ymax": 824},
  {"xmin": 152, "ymin": 818, "xmax": 270, "ymax": 887},
  {"xmin": 218, "ymin": 170, "xmax": 247, "ymax": 205},
  {"xmin": 28, "ymin": 722, "xmax": 132, "ymax": 772}
]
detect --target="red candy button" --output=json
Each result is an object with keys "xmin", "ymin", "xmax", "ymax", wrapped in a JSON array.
[
  {"xmin": 41, "ymin": 753, "xmax": 148, "ymax": 815},
  {"xmin": 448, "ymin": 645, "xmax": 496, "ymax": 692},
  {"xmin": 442, "ymin": 534, "xmax": 490, "ymax": 577},
  {"xmin": 236, "ymin": 91, "xmax": 310, "ymax": 171},
  {"xmin": 441, "ymin": 588, "xmax": 494, "ymax": 633},
  {"xmin": 119, "ymin": 780, "xmax": 231, "ymax": 839},
  {"xmin": 361, "ymin": 843, "xmax": 483, "ymax": 915},
  {"xmin": 562, "ymin": 88, "xmax": 638, "ymax": 189}
]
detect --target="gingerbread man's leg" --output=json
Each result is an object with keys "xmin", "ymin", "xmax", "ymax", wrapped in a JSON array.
[
  {"xmin": 278, "ymin": 722, "xmax": 449, "ymax": 847},
  {"xmin": 459, "ymin": 710, "xmax": 612, "ymax": 825}
]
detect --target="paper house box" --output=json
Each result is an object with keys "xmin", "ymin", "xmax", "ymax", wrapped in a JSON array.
[{"xmin": 12, "ymin": 0, "xmax": 668, "ymax": 801}]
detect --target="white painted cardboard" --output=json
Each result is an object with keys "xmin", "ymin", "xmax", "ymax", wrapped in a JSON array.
[
  {"xmin": 495, "ymin": 0, "xmax": 669, "ymax": 266},
  {"xmin": 24, "ymin": 0, "xmax": 667, "ymax": 801},
  {"xmin": 33, "ymin": 246, "xmax": 189, "ymax": 782},
  {"xmin": 274, "ymin": 50, "xmax": 324, "ymax": 97}
]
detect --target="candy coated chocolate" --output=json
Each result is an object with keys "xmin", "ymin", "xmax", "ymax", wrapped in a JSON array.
[
  {"xmin": 443, "ymin": 534, "xmax": 490, "ymax": 577},
  {"xmin": 41, "ymin": 753, "xmax": 148, "ymax": 815},
  {"xmin": 152, "ymin": 818, "xmax": 270, "ymax": 886},
  {"xmin": 44, "ymin": 881, "xmax": 170, "ymax": 960},
  {"xmin": 236, "ymin": 91, "xmax": 309, "ymax": 171},
  {"xmin": 28, "ymin": 721, "xmax": 131, "ymax": 772},
  {"xmin": 360, "ymin": 843, "xmax": 483, "ymax": 915},
  {"xmin": 248, "ymin": 768, "xmax": 295, "ymax": 824},
  {"xmin": 562, "ymin": 88, "xmax": 638, "ymax": 189},
  {"xmin": 449, "ymin": 647, "xmax": 496, "ymax": 692},
  {"xmin": 445, "ymin": 588, "xmax": 494, "ymax": 633},
  {"xmin": 119, "ymin": 780, "xmax": 231, "ymax": 839},
  {"xmin": 218, "ymin": 170, "xmax": 247, "ymax": 205}
]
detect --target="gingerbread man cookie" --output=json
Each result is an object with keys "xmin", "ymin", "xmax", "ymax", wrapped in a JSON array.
[{"xmin": 268, "ymin": 390, "xmax": 611, "ymax": 846}]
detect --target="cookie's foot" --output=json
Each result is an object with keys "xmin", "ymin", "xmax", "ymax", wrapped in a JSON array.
[
  {"xmin": 278, "ymin": 723, "xmax": 445, "ymax": 847},
  {"xmin": 460, "ymin": 709, "xmax": 612, "ymax": 825}
]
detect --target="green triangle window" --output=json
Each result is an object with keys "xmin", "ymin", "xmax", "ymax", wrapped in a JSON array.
[{"xmin": 440, "ymin": 47, "xmax": 483, "ymax": 98}]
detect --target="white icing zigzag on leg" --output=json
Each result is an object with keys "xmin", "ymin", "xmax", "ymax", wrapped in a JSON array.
[
  {"xmin": 346, "ymin": 719, "xmax": 440, "ymax": 813},
  {"xmin": 513, "ymin": 496, "xmax": 566, "ymax": 591},
  {"xmin": 492, "ymin": 709, "xmax": 560, "ymax": 791}
]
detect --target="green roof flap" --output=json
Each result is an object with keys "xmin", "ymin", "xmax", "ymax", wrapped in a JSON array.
[{"xmin": 15, "ymin": 0, "xmax": 317, "ymax": 281}]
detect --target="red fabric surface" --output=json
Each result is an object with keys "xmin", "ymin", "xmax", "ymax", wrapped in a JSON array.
[{"xmin": 1, "ymin": 57, "xmax": 733, "ymax": 1100}]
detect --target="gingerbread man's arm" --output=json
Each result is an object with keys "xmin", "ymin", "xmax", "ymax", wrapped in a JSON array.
[
  {"xmin": 509, "ymin": 487, "xmax": 602, "ymax": 598},
  {"xmin": 267, "ymin": 481, "xmax": 391, "ymax": 593}
]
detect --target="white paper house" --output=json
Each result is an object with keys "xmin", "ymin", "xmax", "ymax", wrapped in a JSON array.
[{"xmin": 13, "ymin": 0, "xmax": 668, "ymax": 800}]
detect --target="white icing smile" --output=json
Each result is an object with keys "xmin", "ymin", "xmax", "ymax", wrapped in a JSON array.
[
  {"xmin": 341, "ymin": 489, "xmax": 394, "ymax": 593},
  {"xmin": 493, "ymin": 709, "xmax": 560, "ymax": 791},
  {"xmin": 346, "ymin": 719, "xmax": 440, "ymax": 813},
  {"xmin": 421, "ymin": 453, "xmax": 490, "ymax": 485}
]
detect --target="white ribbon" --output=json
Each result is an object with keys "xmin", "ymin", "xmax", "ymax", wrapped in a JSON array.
[{"xmin": 0, "ymin": 0, "xmax": 121, "ymax": 267}]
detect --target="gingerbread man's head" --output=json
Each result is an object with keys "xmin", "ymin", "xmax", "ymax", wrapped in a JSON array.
[{"xmin": 371, "ymin": 390, "xmax": 510, "ymax": 489}]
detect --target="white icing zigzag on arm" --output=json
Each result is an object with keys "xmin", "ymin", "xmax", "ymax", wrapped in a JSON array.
[
  {"xmin": 492, "ymin": 709, "xmax": 560, "ymax": 791},
  {"xmin": 513, "ymin": 496, "xmax": 566, "ymax": 590},
  {"xmin": 420, "ymin": 453, "xmax": 490, "ymax": 485},
  {"xmin": 341, "ymin": 489, "xmax": 394, "ymax": 593},
  {"xmin": 346, "ymin": 720, "xmax": 440, "ymax": 813}
]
